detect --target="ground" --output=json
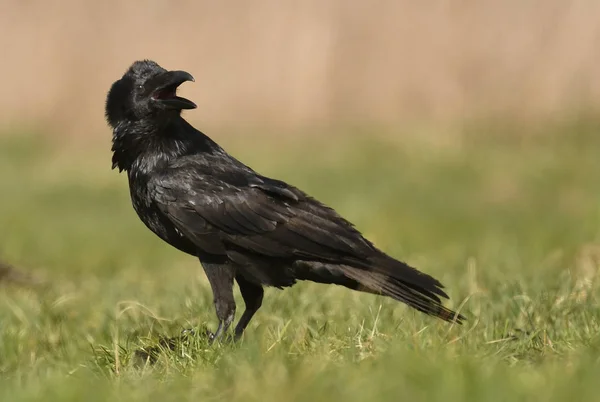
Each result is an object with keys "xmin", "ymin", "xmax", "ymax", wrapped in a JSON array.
[{"xmin": 1, "ymin": 120, "xmax": 599, "ymax": 401}]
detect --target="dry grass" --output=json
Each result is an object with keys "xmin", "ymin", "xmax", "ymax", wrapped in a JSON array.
[{"xmin": 1, "ymin": 1, "xmax": 599, "ymax": 137}]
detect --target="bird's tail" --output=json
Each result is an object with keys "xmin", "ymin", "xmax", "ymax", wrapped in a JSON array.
[
  {"xmin": 343, "ymin": 264, "xmax": 464, "ymax": 323},
  {"xmin": 295, "ymin": 255, "xmax": 465, "ymax": 324}
]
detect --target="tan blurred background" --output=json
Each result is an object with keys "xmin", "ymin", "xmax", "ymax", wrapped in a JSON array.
[{"xmin": 0, "ymin": 0, "xmax": 598, "ymax": 138}]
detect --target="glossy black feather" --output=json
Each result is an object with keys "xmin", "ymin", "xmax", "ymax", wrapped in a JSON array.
[{"xmin": 106, "ymin": 60, "xmax": 465, "ymax": 335}]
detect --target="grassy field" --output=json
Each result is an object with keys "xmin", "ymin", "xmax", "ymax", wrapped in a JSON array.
[{"xmin": 1, "ymin": 121, "xmax": 600, "ymax": 401}]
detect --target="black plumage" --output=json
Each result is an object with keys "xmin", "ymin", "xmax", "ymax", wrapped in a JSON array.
[{"xmin": 106, "ymin": 60, "xmax": 464, "ymax": 341}]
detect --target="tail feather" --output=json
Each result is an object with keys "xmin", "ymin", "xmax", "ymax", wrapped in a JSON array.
[
  {"xmin": 369, "ymin": 253, "xmax": 450, "ymax": 299},
  {"xmin": 343, "ymin": 266, "xmax": 465, "ymax": 323},
  {"xmin": 293, "ymin": 256, "xmax": 465, "ymax": 324}
]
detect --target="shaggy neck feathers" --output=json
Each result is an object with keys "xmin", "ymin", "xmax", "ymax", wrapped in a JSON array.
[{"xmin": 110, "ymin": 116, "xmax": 217, "ymax": 174}]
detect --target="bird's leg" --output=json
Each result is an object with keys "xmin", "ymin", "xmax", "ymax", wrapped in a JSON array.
[
  {"xmin": 234, "ymin": 275, "xmax": 264, "ymax": 340},
  {"xmin": 200, "ymin": 260, "xmax": 236, "ymax": 343}
]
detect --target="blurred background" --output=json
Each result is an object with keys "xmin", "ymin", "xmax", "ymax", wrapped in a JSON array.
[
  {"xmin": 2, "ymin": 3, "xmax": 600, "ymax": 400},
  {"xmin": 1, "ymin": 0, "xmax": 599, "ymax": 136}
]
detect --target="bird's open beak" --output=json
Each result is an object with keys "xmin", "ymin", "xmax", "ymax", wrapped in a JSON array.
[{"xmin": 149, "ymin": 70, "xmax": 197, "ymax": 110}]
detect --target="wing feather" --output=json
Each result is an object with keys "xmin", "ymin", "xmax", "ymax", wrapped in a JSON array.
[{"xmin": 148, "ymin": 162, "xmax": 448, "ymax": 301}]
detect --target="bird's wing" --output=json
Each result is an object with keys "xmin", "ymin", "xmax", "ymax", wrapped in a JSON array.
[
  {"xmin": 148, "ymin": 160, "xmax": 451, "ymax": 303},
  {"xmin": 148, "ymin": 163, "xmax": 377, "ymax": 263}
]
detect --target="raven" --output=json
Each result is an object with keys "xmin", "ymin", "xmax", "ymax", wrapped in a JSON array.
[{"xmin": 106, "ymin": 60, "xmax": 464, "ymax": 341}]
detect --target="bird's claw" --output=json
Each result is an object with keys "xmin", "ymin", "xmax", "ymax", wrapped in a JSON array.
[
  {"xmin": 180, "ymin": 327, "xmax": 215, "ymax": 342},
  {"xmin": 185, "ymin": 328, "xmax": 237, "ymax": 345}
]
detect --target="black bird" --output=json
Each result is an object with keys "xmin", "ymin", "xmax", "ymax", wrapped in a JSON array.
[{"xmin": 106, "ymin": 60, "xmax": 464, "ymax": 341}]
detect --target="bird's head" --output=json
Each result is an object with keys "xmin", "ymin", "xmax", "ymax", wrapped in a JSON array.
[{"xmin": 105, "ymin": 60, "xmax": 196, "ymax": 129}]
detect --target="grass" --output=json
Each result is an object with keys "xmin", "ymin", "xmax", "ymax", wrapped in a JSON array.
[{"xmin": 1, "ymin": 121, "xmax": 600, "ymax": 401}]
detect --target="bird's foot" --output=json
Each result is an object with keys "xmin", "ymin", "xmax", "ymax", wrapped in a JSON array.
[
  {"xmin": 180, "ymin": 327, "xmax": 213, "ymax": 340},
  {"xmin": 133, "ymin": 327, "xmax": 214, "ymax": 365},
  {"xmin": 181, "ymin": 327, "xmax": 237, "ymax": 344}
]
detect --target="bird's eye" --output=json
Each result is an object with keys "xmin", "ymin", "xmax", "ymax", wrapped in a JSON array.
[{"xmin": 138, "ymin": 85, "xmax": 143, "ymax": 90}]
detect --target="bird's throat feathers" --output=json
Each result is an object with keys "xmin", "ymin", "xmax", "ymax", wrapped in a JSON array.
[{"xmin": 111, "ymin": 116, "xmax": 219, "ymax": 174}]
